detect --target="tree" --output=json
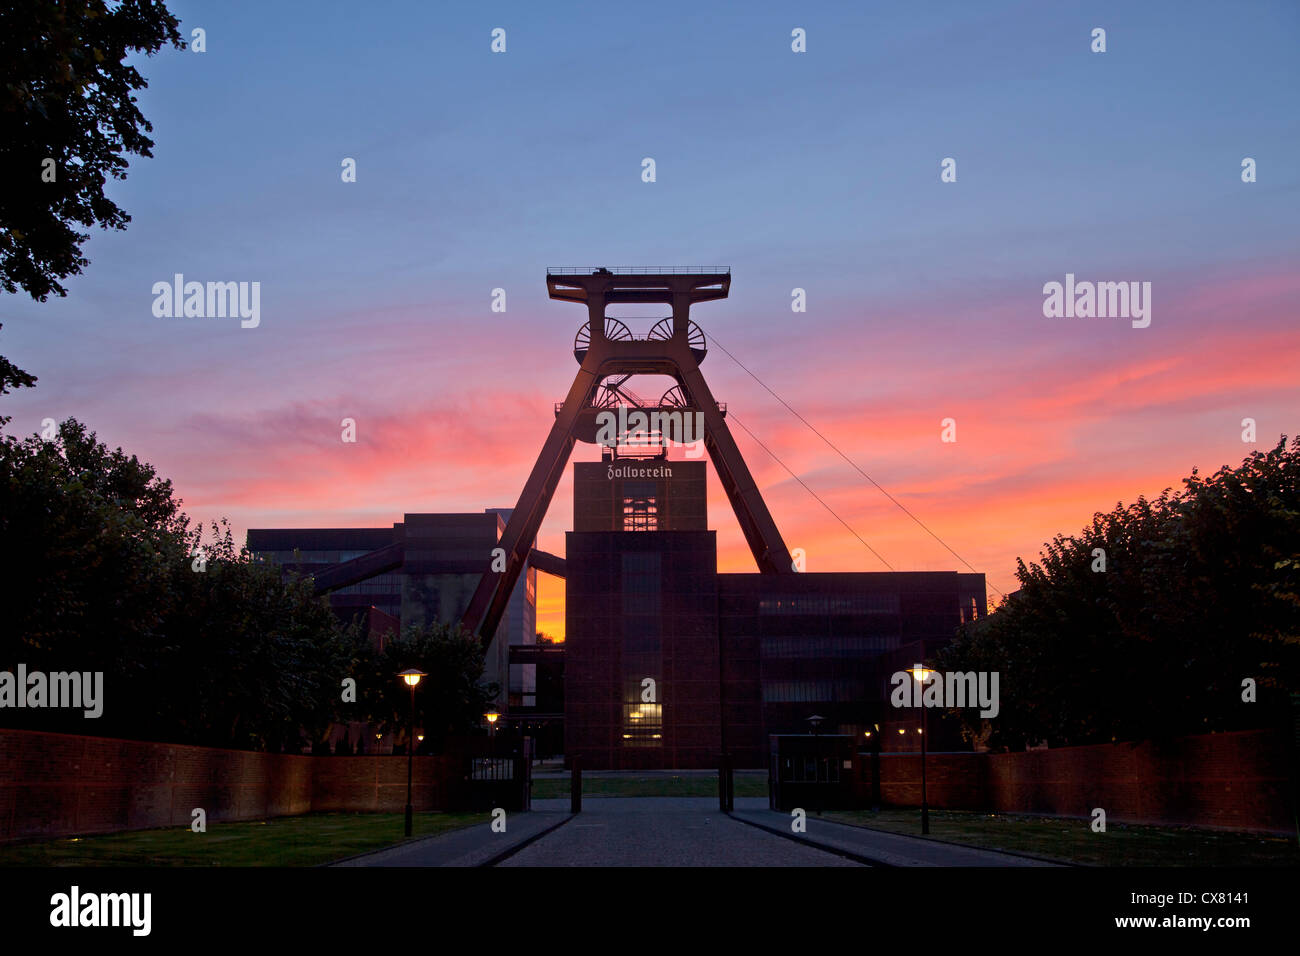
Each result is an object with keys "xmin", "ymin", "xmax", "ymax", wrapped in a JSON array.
[
  {"xmin": 355, "ymin": 622, "xmax": 498, "ymax": 753},
  {"xmin": 0, "ymin": 324, "xmax": 37, "ymax": 428},
  {"xmin": 0, "ymin": 0, "xmax": 183, "ymax": 300},
  {"xmin": 0, "ymin": 418, "xmax": 188, "ymax": 680},
  {"xmin": 936, "ymin": 437, "xmax": 1300, "ymax": 750},
  {"xmin": 156, "ymin": 519, "xmax": 364, "ymax": 751},
  {"xmin": 0, "ymin": 418, "xmax": 363, "ymax": 749},
  {"xmin": 0, "ymin": 414, "xmax": 501, "ymax": 751}
]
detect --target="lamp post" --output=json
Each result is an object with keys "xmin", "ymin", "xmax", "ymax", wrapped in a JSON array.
[
  {"xmin": 484, "ymin": 710, "xmax": 500, "ymax": 781},
  {"xmin": 866, "ymin": 723, "xmax": 882, "ymax": 811},
  {"xmin": 908, "ymin": 665, "xmax": 933, "ymax": 835},
  {"xmin": 399, "ymin": 668, "xmax": 426, "ymax": 837}
]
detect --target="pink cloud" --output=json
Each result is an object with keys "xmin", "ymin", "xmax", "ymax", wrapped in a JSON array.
[{"xmin": 111, "ymin": 266, "xmax": 1298, "ymax": 640}]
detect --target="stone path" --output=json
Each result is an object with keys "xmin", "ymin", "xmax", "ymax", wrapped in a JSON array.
[
  {"xmin": 334, "ymin": 796, "xmax": 1060, "ymax": 867},
  {"xmin": 498, "ymin": 798, "xmax": 859, "ymax": 867}
]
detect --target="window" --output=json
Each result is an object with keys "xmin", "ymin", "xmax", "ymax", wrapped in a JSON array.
[
  {"xmin": 622, "ymin": 482, "xmax": 658, "ymax": 531},
  {"xmin": 335, "ymin": 573, "xmax": 402, "ymax": 596},
  {"xmin": 621, "ymin": 702, "xmax": 663, "ymax": 747},
  {"xmin": 761, "ymin": 679, "xmax": 866, "ymax": 703},
  {"xmin": 622, "ymin": 553, "xmax": 663, "ymax": 748},
  {"xmin": 622, "ymin": 553, "xmax": 660, "ymax": 612},
  {"xmin": 758, "ymin": 593, "xmax": 900, "ymax": 615},
  {"xmin": 760, "ymin": 634, "xmax": 896, "ymax": 658},
  {"xmin": 622, "ymin": 496, "xmax": 658, "ymax": 531}
]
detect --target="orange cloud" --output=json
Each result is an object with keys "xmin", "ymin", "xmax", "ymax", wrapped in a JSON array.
[{"xmin": 137, "ymin": 267, "xmax": 1297, "ymax": 640}]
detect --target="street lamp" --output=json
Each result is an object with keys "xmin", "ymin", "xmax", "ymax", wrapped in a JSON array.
[
  {"xmin": 485, "ymin": 710, "xmax": 499, "ymax": 738},
  {"xmin": 867, "ymin": 722, "xmax": 882, "ymax": 811},
  {"xmin": 908, "ymin": 665, "xmax": 934, "ymax": 835},
  {"xmin": 399, "ymin": 668, "xmax": 426, "ymax": 837}
]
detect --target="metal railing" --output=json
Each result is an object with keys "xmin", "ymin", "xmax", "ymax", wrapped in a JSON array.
[
  {"xmin": 546, "ymin": 266, "xmax": 730, "ymax": 276},
  {"xmin": 555, "ymin": 400, "xmax": 727, "ymax": 415},
  {"xmin": 469, "ymin": 756, "xmax": 516, "ymax": 781}
]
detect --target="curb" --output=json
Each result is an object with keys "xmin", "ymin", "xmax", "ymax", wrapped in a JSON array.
[
  {"xmin": 323, "ymin": 812, "xmax": 569, "ymax": 868},
  {"xmin": 726, "ymin": 811, "xmax": 894, "ymax": 867},
  {"xmin": 477, "ymin": 813, "xmax": 574, "ymax": 867},
  {"xmin": 731, "ymin": 810, "xmax": 1076, "ymax": 867},
  {"xmin": 811, "ymin": 813, "xmax": 1082, "ymax": 866},
  {"xmin": 322, "ymin": 826, "xmax": 474, "ymax": 868}
]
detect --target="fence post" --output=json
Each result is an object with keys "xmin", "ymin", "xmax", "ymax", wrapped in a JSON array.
[
  {"xmin": 570, "ymin": 754, "xmax": 581, "ymax": 814},
  {"xmin": 521, "ymin": 738, "xmax": 532, "ymax": 811},
  {"xmin": 719, "ymin": 752, "xmax": 733, "ymax": 812},
  {"xmin": 727, "ymin": 754, "xmax": 735, "ymax": 812}
]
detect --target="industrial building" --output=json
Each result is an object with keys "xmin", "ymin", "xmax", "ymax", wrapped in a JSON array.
[
  {"xmin": 249, "ymin": 268, "xmax": 984, "ymax": 768},
  {"xmin": 247, "ymin": 512, "xmax": 537, "ymax": 713}
]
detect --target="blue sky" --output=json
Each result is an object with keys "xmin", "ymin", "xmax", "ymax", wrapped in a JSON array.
[{"xmin": 3, "ymin": 0, "xmax": 1297, "ymax": 622}]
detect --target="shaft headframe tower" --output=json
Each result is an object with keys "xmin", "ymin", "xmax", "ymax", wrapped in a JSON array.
[{"xmin": 461, "ymin": 267, "xmax": 794, "ymax": 644}]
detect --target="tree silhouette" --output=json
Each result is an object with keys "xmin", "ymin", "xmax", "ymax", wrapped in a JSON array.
[
  {"xmin": 937, "ymin": 436, "xmax": 1300, "ymax": 749},
  {"xmin": 0, "ymin": 0, "xmax": 183, "ymax": 300}
]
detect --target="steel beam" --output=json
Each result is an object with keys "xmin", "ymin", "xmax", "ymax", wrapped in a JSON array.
[{"xmin": 460, "ymin": 269, "xmax": 794, "ymax": 645}]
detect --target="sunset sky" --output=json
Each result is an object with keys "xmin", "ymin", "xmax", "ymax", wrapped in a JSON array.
[{"xmin": 2, "ymin": 1, "xmax": 1297, "ymax": 640}]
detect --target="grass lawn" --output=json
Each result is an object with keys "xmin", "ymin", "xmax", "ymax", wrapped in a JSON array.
[
  {"xmin": 532, "ymin": 772, "xmax": 769, "ymax": 799},
  {"xmin": 0, "ymin": 811, "xmax": 486, "ymax": 867},
  {"xmin": 819, "ymin": 808, "xmax": 1300, "ymax": 866}
]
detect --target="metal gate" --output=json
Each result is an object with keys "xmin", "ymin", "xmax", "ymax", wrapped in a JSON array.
[{"xmin": 466, "ymin": 737, "xmax": 532, "ymax": 811}]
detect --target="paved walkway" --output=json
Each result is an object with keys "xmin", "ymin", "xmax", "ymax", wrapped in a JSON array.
[
  {"xmin": 333, "ymin": 797, "xmax": 1060, "ymax": 867},
  {"xmin": 728, "ymin": 801, "xmax": 1061, "ymax": 867},
  {"xmin": 331, "ymin": 807, "xmax": 569, "ymax": 867},
  {"xmin": 498, "ymin": 798, "xmax": 859, "ymax": 867}
]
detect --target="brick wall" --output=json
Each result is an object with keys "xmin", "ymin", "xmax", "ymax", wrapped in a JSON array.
[
  {"xmin": 853, "ymin": 729, "xmax": 1294, "ymax": 833},
  {"xmin": 310, "ymin": 754, "xmax": 467, "ymax": 813},
  {"xmin": 0, "ymin": 729, "xmax": 481, "ymax": 843}
]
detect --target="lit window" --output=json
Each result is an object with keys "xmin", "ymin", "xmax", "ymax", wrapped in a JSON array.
[
  {"xmin": 621, "ymin": 702, "xmax": 662, "ymax": 747},
  {"xmin": 622, "ymin": 495, "xmax": 658, "ymax": 531}
]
